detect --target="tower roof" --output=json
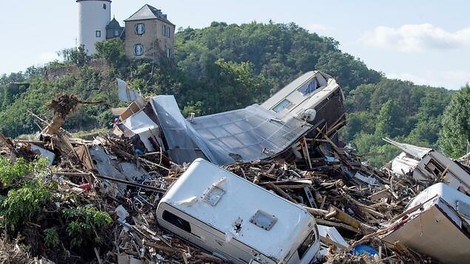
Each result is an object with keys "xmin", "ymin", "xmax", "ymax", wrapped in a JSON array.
[
  {"xmin": 124, "ymin": 4, "xmax": 174, "ymax": 26},
  {"xmin": 106, "ymin": 18, "xmax": 121, "ymax": 29}
]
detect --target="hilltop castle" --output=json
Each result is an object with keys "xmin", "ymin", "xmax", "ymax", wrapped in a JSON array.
[{"xmin": 76, "ymin": 0, "xmax": 175, "ymax": 61}]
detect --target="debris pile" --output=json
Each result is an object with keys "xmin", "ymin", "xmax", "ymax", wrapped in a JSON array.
[{"xmin": 0, "ymin": 71, "xmax": 469, "ymax": 263}]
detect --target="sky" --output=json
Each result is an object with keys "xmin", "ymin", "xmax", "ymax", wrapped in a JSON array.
[{"xmin": 1, "ymin": 0, "xmax": 469, "ymax": 90}]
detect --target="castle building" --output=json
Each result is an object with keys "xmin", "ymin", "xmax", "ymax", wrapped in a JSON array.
[
  {"xmin": 76, "ymin": 1, "xmax": 174, "ymax": 60},
  {"xmin": 124, "ymin": 5, "xmax": 175, "ymax": 61}
]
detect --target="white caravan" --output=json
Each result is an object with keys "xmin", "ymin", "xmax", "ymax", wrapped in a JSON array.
[
  {"xmin": 261, "ymin": 71, "xmax": 345, "ymax": 128},
  {"xmin": 156, "ymin": 158, "xmax": 320, "ymax": 264}
]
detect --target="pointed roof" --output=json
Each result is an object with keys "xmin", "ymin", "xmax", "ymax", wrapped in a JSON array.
[
  {"xmin": 124, "ymin": 4, "xmax": 174, "ymax": 26},
  {"xmin": 106, "ymin": 18, "xmax": 121, "ymax": 29}
]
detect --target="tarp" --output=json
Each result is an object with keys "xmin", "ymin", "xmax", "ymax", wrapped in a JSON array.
[
  {"xmin": 150, "ymin": 96, "xmax": 204, "ymax": 164},
  {"xmin": 122, "ymin": 111, "xmax": 158, "ymax": 135},
  {"xmin": 117, "ymin": 78, "xmax": 140, "ymax": 102}
]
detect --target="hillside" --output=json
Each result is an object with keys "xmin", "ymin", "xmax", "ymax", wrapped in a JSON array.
[{"xmin": 0, "ymin": 21, "xmax": 465, "ymax": 165}]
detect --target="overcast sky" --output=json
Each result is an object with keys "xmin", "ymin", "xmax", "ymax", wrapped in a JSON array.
[{"xmin": 1, "ymin": 0, "xmax": 469, "ymax": 90}]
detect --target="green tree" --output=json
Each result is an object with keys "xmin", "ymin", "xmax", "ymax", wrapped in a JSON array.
[
  {"xmin": 316, "ymin": 51, "xmax": 382, "ymax": 94},
  {"xmin": 95, "ymin": 38, "xmax": 128, "ymax": 68},
  {"xmin": 439, "ymin": 84, "xmax": 470, "ymax": 158},
  {"xmin": 375, "ymin": 99, "xmax": 405, "ymax": 137},
  {"xmin": 342, "ymin": 111, "xmax": 375, "ymax": 142},
  {"xmin": 183, "ymin": 59, "xmax": 270, "ymax": 114},
  {"xmin": 58, "ymin": 45, "xmax": 90, "ymax": 66}
]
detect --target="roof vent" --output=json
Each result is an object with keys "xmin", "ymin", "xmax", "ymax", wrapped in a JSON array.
[{"xmin": 250, "ymin": 210, "xmax": 277, "ymax": 231}]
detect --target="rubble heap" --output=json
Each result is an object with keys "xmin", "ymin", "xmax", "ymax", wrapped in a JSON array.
[
  {"xmin": 0, "ymin": 72, "xmax": 469, "ymax": 263},
  {"xmin": 1, "ymin": 125, "xmax": 452, "ymax": 263}
]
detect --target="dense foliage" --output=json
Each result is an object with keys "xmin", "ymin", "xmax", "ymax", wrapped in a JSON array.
[
  {"xmin": 439, "ymin": 84, "xmax": 470, "ymax": 158},
  {"xmin": 0, "ymin": 157, "xmax": 113, "ymax": 261},
  {"xmin": 343, "ymin": 79, "xmax": 452, "ymax": 166},
  {"xmin": 0, "ymin": 21, "xmax": 465, "ymax": 165}
]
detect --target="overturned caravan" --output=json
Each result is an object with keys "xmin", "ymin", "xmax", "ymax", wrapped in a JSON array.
[
  {"xmin": 156, "ymin": 158, "xmax": 321, "ymax": 264},
  {"xmin": 385, "ymin": 137, "xmax": 470, "ymax": 194},
  {"xmin": 381, "ymin": 183, "xmax": 470, "ymax": 264},
  {"xmin": 261, "ymin": 71, "xmax": 345, "ymax": 131}
]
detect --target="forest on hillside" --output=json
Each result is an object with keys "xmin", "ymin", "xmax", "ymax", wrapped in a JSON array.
[{"xmin": 0, "ymin": 21, "xmax": 469, "ymax": 166}]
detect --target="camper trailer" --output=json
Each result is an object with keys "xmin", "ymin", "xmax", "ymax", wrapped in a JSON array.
[
  {"xmin": 261, "ymin": 71, "xmax": 345, "ymax": 130},
  {"xmin": 156, "ymin": 158, "xmax": 320, "ymax": 264}
]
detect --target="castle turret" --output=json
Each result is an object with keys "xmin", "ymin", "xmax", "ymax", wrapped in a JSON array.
[{"xmin": 76, "ymin": 0, "xmax": 111, "ymax": 55}]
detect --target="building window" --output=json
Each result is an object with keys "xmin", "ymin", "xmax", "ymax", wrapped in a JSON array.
[
  {"xmin": 114, "ymin": 29, "xmax": 119, "ymax": 37},
  {"xmin": 162, "ymin": 24, "xmax": 171, "ymax": 37},
  {"xmin": 103, "ymin": 3, "xmax": 106, "ymax": 9},
  {"xmin": 166, "ymin": 48, "xmax": 172, "ymax": 58},
  {"xmin": 135, "ymin": 23, "xmax": 145, "ymax": 35},
  {"xmin": 96, "ymin": 30, "xmax": 101, "ymax": 38},
  {"xmin": 133, "ymin": 44, "xmax": 144, "ymax": 56}
]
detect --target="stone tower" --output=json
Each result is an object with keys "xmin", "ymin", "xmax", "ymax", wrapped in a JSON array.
[{"xmin": 76, "ymin": 0, "xmax": 111, "ymax": 55}]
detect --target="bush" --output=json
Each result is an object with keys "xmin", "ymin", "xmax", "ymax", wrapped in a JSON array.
[
  {"xmin": 43, "ymin": 227, "xmax": 60, "ymax": 248},
  {"xmin": 63, "ymin": 206, "xmax": 112, "ymax": 248},
  {"xmin": 0, "ymin": 158, "xmax": 31, "ymax": 186},
  {"xmin": 0, "ymin": 180, "xmax": 53, "ymax": 232}
]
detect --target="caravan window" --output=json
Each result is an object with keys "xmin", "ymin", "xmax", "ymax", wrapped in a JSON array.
[
  {"xmin": 297, "ymin": 229, "xmax": 316, "ymax": 259},
  {"xmin": 202, "ymin": 185, "xmax": 225, "ymax": 206},
  {"xmin": 249, "ymin": 210, "xmax": 277, "ymax": 231},
  {"xmin": 424, "ymin": 159, "xmax": 445, "ymax": 177},
  {"xmin": 272, "ymin": 99, "xmax": 292, "ymax": 113},
  {"xmin": 298, "ymin": 79, "xmax": 318, "ymax": 95},
  {"xmin": 162, "ymin": 210, "xmax": 191, "ymax": 233}
]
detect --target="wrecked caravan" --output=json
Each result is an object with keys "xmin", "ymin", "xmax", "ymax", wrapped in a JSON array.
[
  {"xmin": 385, "ymin": 138, "xmax": 470, "ymax": 194},
  {"xmin": 381, "ymin": 183, "xmax": 470, "ymax": 264},
  {"xmin": 156, "ymin": 158, "xmax": 320, "ymax": 264},
  {"xmin": 261, "ymin": 71, "xmax": 345, "ymax": 130}
]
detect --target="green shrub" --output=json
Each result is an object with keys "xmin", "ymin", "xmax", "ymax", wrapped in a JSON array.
[
  {"xmin": 0, "ymin": 157, "xmax": 48, "ymax": 186},
  {"xmin": 0, "ymin": 180, "xmax": 52, "ymax": 232},
  {"xmin": 63, "ymin": 206, "xmax": 112, "ymax": 248},
  {"xmin": 44, "ymin": 227, "xmax": 60, "ymax": 248}
]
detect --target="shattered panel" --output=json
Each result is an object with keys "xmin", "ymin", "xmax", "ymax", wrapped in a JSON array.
[
  {"xmin": 190, "ymin": 104, "xmax": 313, "ymax": 165},
  {"xmin": 151, "ymin": 96, "xmax": 312, "ymax": 165},
  {"xmin": 150, "ymin": 95, "xmax": 204, "ymax": 164}
]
